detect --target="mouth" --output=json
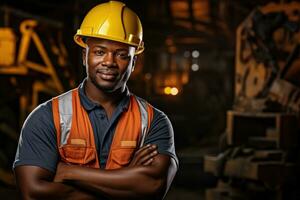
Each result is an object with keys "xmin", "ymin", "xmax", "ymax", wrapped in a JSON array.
[{"xmin": 96, "ymin": 69, "xmax": 118, "ymax": 81}]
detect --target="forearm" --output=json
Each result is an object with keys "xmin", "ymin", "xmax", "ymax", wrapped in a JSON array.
[
  {"xmin": 61, "ymin": 165, "xmax": 164, "ymax": 200},
  {"xmin": 14, "ymin": 166, "xmax": 98, "ymax": 200},
  {"xmin": 54, "ymin": 150, "xmax": 174, "ymax": 200},
  {"xmin": 18, "ymin": 180, "xmax": 97, "ymax": 200}
]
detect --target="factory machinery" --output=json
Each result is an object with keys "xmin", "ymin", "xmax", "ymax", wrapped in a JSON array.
[
  {"xmin": 0, "ymin": 7, "xmax": 74, "ymax": 186},
  {"xmin": 204, "ymin": 2, "xmax": 300, "ymax": 200}
]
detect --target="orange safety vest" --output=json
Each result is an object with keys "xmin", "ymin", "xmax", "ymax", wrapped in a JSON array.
[{"xmin": 52, "ymin": 88, "xmax": 153, "ymax": 169}]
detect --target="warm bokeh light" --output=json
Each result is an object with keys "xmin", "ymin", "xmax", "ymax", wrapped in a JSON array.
[
  {"xmin": 170, "ymin": 87, "xmax": 179, "ymax": 95},
  {"xmin": 191, "ymin": 63, "xmax": 199, "ymax": 71},
  {"xmin": 192, "ymin": 50, "xmax": 200, "ymax": 58},
  {"xmin": 164, "ymin": 86, "xmax": 172, "ymax": 95},
  {"xmin": 164, "ymin": 86, "xmax": 179, "ymax": 95}
]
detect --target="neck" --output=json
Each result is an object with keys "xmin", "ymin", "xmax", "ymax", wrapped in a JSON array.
[{"xmin": 84, "ymin": 80, "xmax": 126, "ymax": 118}]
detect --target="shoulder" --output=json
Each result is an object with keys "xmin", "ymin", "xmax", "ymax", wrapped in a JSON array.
[
  {"xmin": 145, "ymin": 106, "xmax": 179, "ymax": 167},
  {"xmin": 151, "ymin": 106, "xmax": 173, "ymax": 133},
  {"xmin": 23, "ymin": 100, "xmax": 53, "ymax": 128},
  {"xmin": 14, "ymin": 99, "xmax": 58, "ymax": 172},
  {"xmin": 134, "ymin": 95, "xmax": 172, "ymax": 127},
  {"xmin": 133, "ymin": 95, "xmax": 179, "ymax": 167},
  {"xmin": 21, "ymin": 99, "xmax": 55, "ymax": 139}
]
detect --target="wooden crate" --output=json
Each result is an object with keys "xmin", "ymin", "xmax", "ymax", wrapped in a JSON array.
[{"xmin": 226, "ymin": 111, "xmax": 298, "ymax": 149}]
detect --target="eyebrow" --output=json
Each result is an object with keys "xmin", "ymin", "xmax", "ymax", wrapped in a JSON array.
[{"xmin": 93, "ymin": 45, "xmax": 129, "ymax": 52}]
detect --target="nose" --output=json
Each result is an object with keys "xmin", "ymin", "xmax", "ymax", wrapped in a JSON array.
[{"xmin": 102, "ymin": 52, "xmax": 117, "ymax": 67}]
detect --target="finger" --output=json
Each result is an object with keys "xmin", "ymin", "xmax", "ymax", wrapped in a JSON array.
[
  {"xmin": 138, "ymin": 150, "xmax": 158, "ymax": 165},
  {"xmin": 143, "ymin": 158, "xmax": 154, "ymax": 166},
  {"xmin": 129, "ymin": 145, "xmax": 152, "ymax": 166},
  {"xmin": 130, "ymin": 144, "xmax": 158, "ymax": 166},
  {"xmin": 135, "ymin": 144, "xmax": 156, "ymax": 154},
  {"xmin": 134, "ymin": 145, "xmax": 157, "ymax": 164},
  {"xmin": 133, "ymin": 144, "xmax": 150, "ymax": 157},
  {"xmin": 134, "ymin": 144, "xmax": 157, "ymax": 159}
]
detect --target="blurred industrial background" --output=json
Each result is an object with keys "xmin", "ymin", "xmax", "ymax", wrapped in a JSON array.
[{"xmin": 0, "ymin": 0, "xmax": 300, "ymax": 199}]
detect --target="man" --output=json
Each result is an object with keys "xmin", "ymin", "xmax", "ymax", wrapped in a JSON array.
[{"xmin": 13, "ymin": 1, "xmax": 178, "ymax": 199}]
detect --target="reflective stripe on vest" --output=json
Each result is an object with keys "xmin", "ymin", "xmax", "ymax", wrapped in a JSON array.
[
  {"xmin": 52, "ymin": 88, "xmax": 153, "ymax": 169},
  {"xmin": 57, "ymin": 90, "xmax": 72, "ymax": 146}
]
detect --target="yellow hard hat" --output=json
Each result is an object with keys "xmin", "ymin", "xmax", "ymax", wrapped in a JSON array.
[{"xmin": 74, "ymin": 1, "xmax": 144, "ymax": 54}]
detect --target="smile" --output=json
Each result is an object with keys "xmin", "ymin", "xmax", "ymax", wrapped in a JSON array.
[{"xmin": 97, "ymin": 71, "xmax": 118, "ymax": 81}]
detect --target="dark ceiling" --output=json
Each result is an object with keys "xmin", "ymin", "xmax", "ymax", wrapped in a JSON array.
[{"xmin": 1, "ymin": 0, "xmax": 282, "ymax": 51}]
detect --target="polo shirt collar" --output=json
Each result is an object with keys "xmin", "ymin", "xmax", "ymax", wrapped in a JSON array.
[{"xmin": 78, "ymin": 79, "xmax": 130, "ymax": 112}]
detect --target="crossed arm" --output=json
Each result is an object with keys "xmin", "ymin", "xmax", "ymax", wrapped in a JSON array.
[{"xmin": 14, "ymin": 145, "xmax": 177, "ymax": 200}]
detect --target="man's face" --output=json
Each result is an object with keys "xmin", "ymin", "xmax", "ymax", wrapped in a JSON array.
[{"xmin": 83, "ymin": 37, "xmax": 136, "ymax": 92}]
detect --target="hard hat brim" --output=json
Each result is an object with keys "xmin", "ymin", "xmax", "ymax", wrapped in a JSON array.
[{"xmin": 74, "ymin": 34, "xmax": 144, "ymax": 55}]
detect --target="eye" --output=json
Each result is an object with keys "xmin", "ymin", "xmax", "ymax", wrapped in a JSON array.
[
  {"xmin": 116, "ymin": 52, "xmax": 130, "ymax": 60},
  {"xmin": 95, "ymin": 50, "xmax": 105, "ymax": 56}
]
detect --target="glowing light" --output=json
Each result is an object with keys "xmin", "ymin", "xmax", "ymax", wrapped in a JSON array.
[
  {"xmin": 164, "ymin": 87, "xmax": 172, "ymax": 95},
  {"xmin": 192, "ymin": 50, "xmax": 200, "ymax": 58},
  {"xmin": 191, "ymin": 63, "xmax": 199, "ymax": 71},
  {"xmin": 170, "ymin": 87, "xmax": 179, "ymax": 96},
  {"xmin": 164, "ymin": 86, "xmax": 179, "ymax": 95}
]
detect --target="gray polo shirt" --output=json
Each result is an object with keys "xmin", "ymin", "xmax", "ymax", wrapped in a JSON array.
[{"xmin": 13, "ymin": 81, "xmax": 178, "ymax": 172}]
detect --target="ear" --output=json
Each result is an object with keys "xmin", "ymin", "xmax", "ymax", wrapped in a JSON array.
[
  {"xmin": 82, "ymin": 49, "xmax": 86, "ymax": 66},
  {"xmin": 131, "ymin": 55, "xmax": 137, "ymax": 72}
]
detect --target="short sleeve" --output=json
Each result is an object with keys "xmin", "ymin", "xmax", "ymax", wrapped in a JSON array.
[
  {"xmin": 144, "ymin": 108, "xmax": 179, "ymax": 168},
  {"xmin": 13, "ymin": 101, "xmax": 58, "ymax": 173}
]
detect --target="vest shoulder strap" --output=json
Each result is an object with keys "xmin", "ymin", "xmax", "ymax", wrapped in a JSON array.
[
  {"xmin": 52, "ymin": 89, "xmax": 75, "ymax": 146},
  {"xmin": 134, "ymin": 95, "xmax": 154, "ymax": 147}
]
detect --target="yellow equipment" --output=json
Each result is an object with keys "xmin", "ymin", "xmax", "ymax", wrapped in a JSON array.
[
  {"xmin": 0, "ymin": 7, "xmax": 74, "ymax": 187},
  {"xmin": 0, "ymin": 19, "xmax": 71, "ymax": 123},
  {"xmin": 74, "ymin": 1, "xmax": 144, "ymax": 54},
  {"xmin": 0, "ymin": 28, "xmax": 16, "ymax": 66}
]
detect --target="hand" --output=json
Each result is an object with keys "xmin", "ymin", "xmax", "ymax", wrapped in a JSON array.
[
  {"xmin": 129, "ymin": 144, "xmax": 158, "ymax": 167},
  {"xmin": 54, "ymin": 161, "xmax": 69, "ymax": 183}
]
